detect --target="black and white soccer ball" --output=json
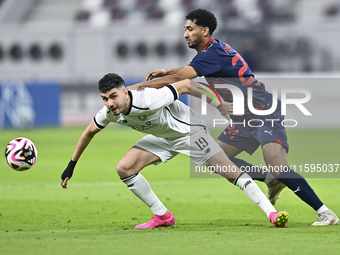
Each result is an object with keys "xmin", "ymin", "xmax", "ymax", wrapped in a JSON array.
[{"xmin": 5, "ymin": 137, "xmax": 38, "ymax": 171}]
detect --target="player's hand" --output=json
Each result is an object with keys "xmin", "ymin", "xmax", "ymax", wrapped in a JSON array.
[
  {"xmin": 61, "ymin": 177, "xmax": 70, "ymax": 189},
  {"xmin": 61, "ymin": 160, "xmax": 77, "ymax": 189},
  {"xmin": 146, "ymin": 69, "xmax": 166, "ymax": 81},
  {"xmin": 218, "ymin": 101, "xmax": 234, "ymax": 120}
]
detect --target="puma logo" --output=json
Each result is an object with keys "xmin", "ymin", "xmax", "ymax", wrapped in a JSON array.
[
  {"xmin": 293, "ymin": 186, "xmax": 301, "ymax": 193},
  {"xmin": 264, "ymin": 130, "xmax": 273, "ymax": 136}
]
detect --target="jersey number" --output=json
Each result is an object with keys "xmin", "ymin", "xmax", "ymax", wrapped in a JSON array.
[
  {"xmin": 223, "ymin": 124, "xmax": 239, "ymax": 140},
  {"xmin": 194, "ymin": 137, "xmax": 209, "ymax": 151},
  {"xmin": 231, "ymin": 53, "xmax": 254, "ymax": 86}
]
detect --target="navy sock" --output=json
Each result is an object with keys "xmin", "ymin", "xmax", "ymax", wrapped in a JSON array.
[
  {"xmin": 276, "ymin": 168, "xmax": 323, "ymax": 210},
  {"xmin": 231, "ymin": 158, "xmax": 267, "ymax": 182}
]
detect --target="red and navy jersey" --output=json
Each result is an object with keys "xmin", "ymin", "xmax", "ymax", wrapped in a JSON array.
[{"xmin": 189, "ymin": 39, "xmax": 271, "ymax": 119}]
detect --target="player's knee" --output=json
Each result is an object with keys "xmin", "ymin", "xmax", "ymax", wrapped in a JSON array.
[
  {"xmin": 116, "ymin": 160, "xmax": 134, "ymax": 178},
  {"xmin": 263, "ymin": 143, "xmax": 287, "ymax": 167}
]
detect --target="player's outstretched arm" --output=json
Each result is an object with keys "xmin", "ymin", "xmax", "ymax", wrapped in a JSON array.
[
  {"xmin": 61, "ymin": 120, "xmax": 101, "ymax": 189},
  {"xmin": 172, "ymin": 79, "xmax": 216, "ymax": 99},
  {"xmin": 145, "ymin": 67, "xmax": 185, "ymax": 81},
  {"xmin": 129, "ymin": 66, "xmax": 198, "ymax": 90},
  {"xmin": 172, "ymin": 79, "xmax": 233, "ymax": 119}
]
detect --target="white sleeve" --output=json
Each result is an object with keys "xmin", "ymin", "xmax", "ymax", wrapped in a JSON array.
[
  {"xmin": 143, "ymin": 84, "xmax": 179, "ymax": 110},
  {"xmin": 93, "ymin": 106, "xmax": 110, "ymax": 130}
]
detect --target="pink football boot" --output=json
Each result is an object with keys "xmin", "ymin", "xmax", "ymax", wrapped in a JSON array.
[{"xmin": 135, "ymin": 210, "xmax": 175, "ymax": 229}]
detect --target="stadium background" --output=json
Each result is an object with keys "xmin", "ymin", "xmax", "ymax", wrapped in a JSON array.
[
  {"xmin": 0, "ymin": 0, "xmax": 340, "ymax": 129},
  {"xmin": 1, "ymin": 1, "xmax": 340, "ymax": 255}
]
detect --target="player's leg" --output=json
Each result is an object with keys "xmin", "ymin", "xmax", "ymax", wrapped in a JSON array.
[
  {"xmin": 216, "ymin": 125, "xmax": 279, "ymax": 190},
  {"xmin": 116, "ymin": 146, "xmax": 160, "ymax": 178},
  {"xmin": 117, "ymin": 135, "xmax": 177, "ymax": 228},
  {"xmin": 216, "ymin": 139, "xmax": 274, "ymax": 182},
  {"xmin": 206, "ymin": 151, "xmax": 288, "ymax": 227},
  {"xmin": 262, "ymin": 142, "xmax": 339, "ymax": 226},
  {"xmin": 191, "ymin": 130, "xmax": 288, "ymax": 227},
  {"xmin": 117, "ymin": 146, "xmax": 171, "ymax": 219}
]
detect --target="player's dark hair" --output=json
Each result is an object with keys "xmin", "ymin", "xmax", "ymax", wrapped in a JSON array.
[
  {"xmin": 186, "ymin": 9, "xmax": 217, "ymax": 35},
  {"xmin": 98, "ymin": 73, "xmax": 126, "ymax": 93}
]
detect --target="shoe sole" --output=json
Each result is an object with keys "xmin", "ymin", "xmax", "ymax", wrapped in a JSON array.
[
  {"xmin": 311, "ymin": 217, "xmax": 339, "ymax": 226},
  {"xmin": 275, "ymin": 211, "xmax": 289, "ymax": 227}
]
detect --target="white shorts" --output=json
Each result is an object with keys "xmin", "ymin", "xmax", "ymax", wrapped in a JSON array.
[{"xmin": 134, "ymin": 128, "xmax": 222, "ymax": 166}]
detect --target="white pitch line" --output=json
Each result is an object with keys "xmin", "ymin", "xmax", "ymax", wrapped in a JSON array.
[{"xmin": 0, "ymin": 180, "xmax": 190, "ymax": 190}]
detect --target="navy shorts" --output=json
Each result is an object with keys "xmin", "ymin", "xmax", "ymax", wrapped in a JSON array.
[{"xmin": 217, "ymin": 104, "xmax": 289, "ymax": 155}]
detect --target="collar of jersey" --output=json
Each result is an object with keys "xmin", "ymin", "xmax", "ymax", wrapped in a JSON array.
[
  {"xmin": 124, "ymin": 90, "xmax": 133, "ymax": 115},
  {"xmin": 203, "ymin": 38, "xmax": 214, "ymax": 51}
]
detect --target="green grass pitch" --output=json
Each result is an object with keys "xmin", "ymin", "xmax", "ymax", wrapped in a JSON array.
[{"xmin": 0, "ymin": 126, "xmax": 339, "ymax": 255}]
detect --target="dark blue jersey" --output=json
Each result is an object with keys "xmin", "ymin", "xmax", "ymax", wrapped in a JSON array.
[
  {"xmin": 189, "ymin": 39, "xmax": 256, "ymax": 85},
  {"xmin": 189, "ymin": 39, "xmax": 271, "ymax": 120}
]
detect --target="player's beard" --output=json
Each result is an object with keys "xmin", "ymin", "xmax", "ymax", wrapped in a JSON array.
[
  {"xmin": 187, "ymin": 37, "xmax": 201, "ymax": 50},
  {"xmin": 188, "ymin": 43, "xmax": 198, "ymax": 49}
]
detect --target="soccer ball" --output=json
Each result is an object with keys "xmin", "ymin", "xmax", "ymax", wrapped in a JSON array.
[{"xmin": 5, "ymin": 137, "xmax": 38, "ymax": 171}]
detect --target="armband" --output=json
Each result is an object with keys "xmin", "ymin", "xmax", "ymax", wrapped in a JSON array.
[{"xmin": 209, "ymin": 99, "xmax": 221, "ymax": 108}]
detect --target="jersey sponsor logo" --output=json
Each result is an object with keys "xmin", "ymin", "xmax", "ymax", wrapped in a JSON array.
[
  {"xmin": 128, "ymin": 123, "xmax": 158, "ymax": 131},
  {"xmin": 138, "ymin": 115, "xmax": 147, "ymax": 121}
]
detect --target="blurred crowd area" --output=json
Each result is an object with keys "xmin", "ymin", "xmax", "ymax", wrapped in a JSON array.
[
  {"xmin": 1, "ymin": 0, "xmax": 340, "ymax": 127},
  {"xmin": 69, "ymin": 0, "xmax": 339, "ymax": 73},
  {"xmin": 0, "ymin": 0, "xmax": 340, "ymax": 77},
  {"xmin": 73, "ymin": 0, "xmax": 298, "ymax": 26},
  {"xmin": 18, "ymin": 0, "xmax": 340, "ymax": 26}
]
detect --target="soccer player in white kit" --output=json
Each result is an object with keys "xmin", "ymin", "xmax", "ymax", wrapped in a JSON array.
[{"xmin": 61, "ymin": 73, "xmax": 289, "ymax": 228}]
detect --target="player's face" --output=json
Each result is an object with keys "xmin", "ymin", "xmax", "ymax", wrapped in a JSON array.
[
  {"xmin": 184, "ymin": 19, "xmax": 206, "ymax": 51},
  {"xmin": 100, "ymin": 87, "xmax": 129, "ymax": 115}
]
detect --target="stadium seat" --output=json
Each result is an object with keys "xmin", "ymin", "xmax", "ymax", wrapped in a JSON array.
[
  {"xmin": 9, "ymin": 44, "xmax": 24, "ymax": 61},
  {"xmin": 110, "ymin": 7, "xmax": 126, "ymax": 20},
  {"xmin": 103, "ymin": 0, "xmax": 119, "ymax": 8},
  {"xmin": 29, "ymin": 44, "xmax": 43, "ymax": 61},
  {"xmin": 181, "ymin": 0, "xmax": 195, "ymax": 12},
  {"xmin": 75, "ymin": 10, "xmax": 91, "ymax": 22},
  {"xmin": 0, "ymin": 44, "xmax": 4, "ymax": 61},
  {"xmin": 146, "ymin": 6, "xmax": 164, "ymax": 20}
]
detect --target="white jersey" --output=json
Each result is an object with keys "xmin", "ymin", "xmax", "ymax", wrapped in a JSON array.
[{"xmin": 93, "ymin": 85, "xmax": 207, "ymax": 138}]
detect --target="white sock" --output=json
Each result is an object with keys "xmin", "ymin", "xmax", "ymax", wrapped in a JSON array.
[
  {"xmin": 235, "ymin": 173, "xmax": 276, "ymax": 217},
  {"xmin": 316, "ymin": 204, "xmax": 329, "ymax": 214},
  {"xmin": 121, "ymin": 173, "xmax": 168, "ymax": 216}
]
